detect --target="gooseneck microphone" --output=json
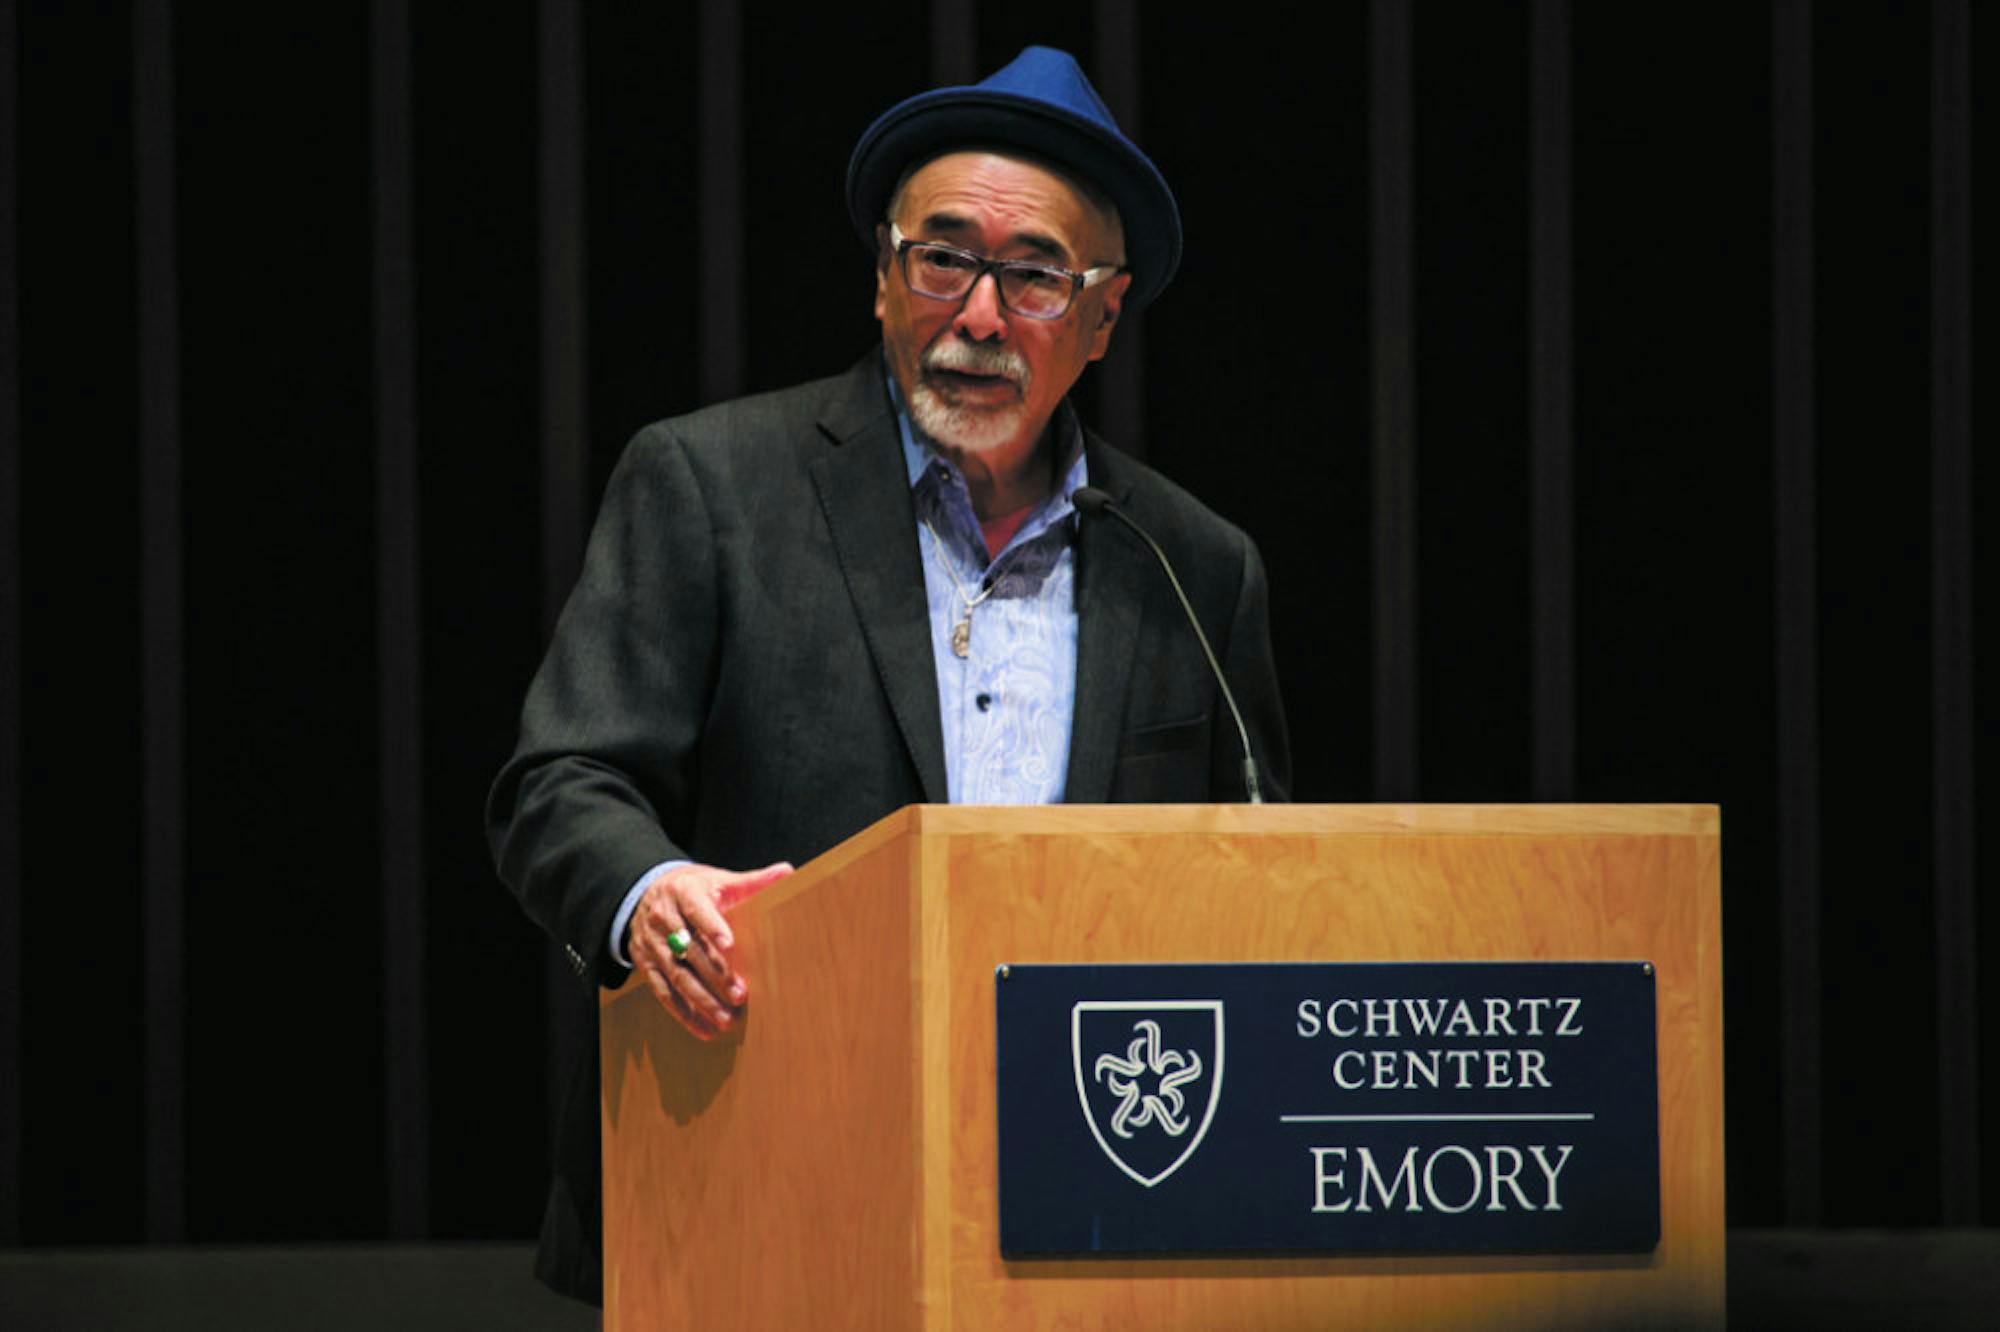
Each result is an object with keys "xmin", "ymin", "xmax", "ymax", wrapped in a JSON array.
[{"xmin": 1071, "ymin": 485, "xmax": 1265, "ymax": 804}]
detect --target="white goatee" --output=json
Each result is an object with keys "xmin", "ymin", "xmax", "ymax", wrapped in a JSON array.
[{"xmin": 912, "ymin": 342, "xmax": 1033, "ymax": 453}]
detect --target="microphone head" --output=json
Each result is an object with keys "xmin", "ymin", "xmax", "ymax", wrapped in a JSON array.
[{"xmin": 1071, "ymin": 485, "xmax": 1113, "ymax": 515}]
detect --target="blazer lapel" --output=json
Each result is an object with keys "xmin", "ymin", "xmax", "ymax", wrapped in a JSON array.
[
  {"xmin": 808, "ymin": 359, "xmax": 951, "ymax": 804},
  {"xmin": 1064, "ymin": 438, "xmax": 1149, "ymax": 804}
]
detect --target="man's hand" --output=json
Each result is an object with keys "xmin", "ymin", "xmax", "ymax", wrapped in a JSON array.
[{"xmin": 625, "ymin": 860, "xmax": 793, "ymax": 1039}]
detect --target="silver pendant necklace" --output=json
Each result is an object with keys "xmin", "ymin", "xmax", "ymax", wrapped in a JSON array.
[{"xmin": 922, "ymin": 518, "xmax": 996, "ymax": 658}]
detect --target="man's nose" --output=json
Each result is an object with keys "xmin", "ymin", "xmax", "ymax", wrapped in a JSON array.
[{"xmin": 952, "ymin": 270, "xmax": 1009, "ymax": 341}]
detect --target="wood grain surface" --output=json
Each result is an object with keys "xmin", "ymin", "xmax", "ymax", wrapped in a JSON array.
[{"xmin": 601, "ymin": 805, "xmax": 1724, "ymax": 1330}]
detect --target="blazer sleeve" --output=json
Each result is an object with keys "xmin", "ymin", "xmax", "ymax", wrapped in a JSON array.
[{"xmin": 486, "ymin": 423, "xmax": 716, "ymax": 988}]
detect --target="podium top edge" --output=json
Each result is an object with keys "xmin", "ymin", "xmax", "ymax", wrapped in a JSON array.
[{"xmin": 900, "ymin": 803, "xmax": 1719, "ymax": 836}]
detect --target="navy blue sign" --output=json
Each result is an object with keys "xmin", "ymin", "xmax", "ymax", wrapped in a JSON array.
[{"xmin": 995, "ymin": 962, "xmax": 1658, "ymax": 1256}]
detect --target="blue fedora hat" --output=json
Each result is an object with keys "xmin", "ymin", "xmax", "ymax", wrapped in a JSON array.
[{"xmin": 846, "ymin": 45, "xmax": 1182, "ymax": 310}]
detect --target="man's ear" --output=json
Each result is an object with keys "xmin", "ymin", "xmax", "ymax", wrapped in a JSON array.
[
  {"xmin": 873, "ymin": 223, "xmax": 892, "ymax": 319},
  {"xmin": 1085, "ymin": 271, "xmax": 1134, "ymax": 362}
]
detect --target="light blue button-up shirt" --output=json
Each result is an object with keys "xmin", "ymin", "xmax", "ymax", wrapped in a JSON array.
[
  {"xmin": 900, "ymin": 385, "xmax": 1084, "ymax": 805},
  {"xmin": 608, "ymin": 381, "xmax": 1085, "ymax": 964}
]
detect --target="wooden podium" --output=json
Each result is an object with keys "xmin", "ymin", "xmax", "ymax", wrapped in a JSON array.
[{"xmin": 600, "ymin": 805, "xmax": 1724, "ymax": 1329}]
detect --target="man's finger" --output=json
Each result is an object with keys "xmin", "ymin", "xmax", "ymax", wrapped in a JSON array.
[
  {"xmin": 646, "ymin": 889, "xmax": 740, "ymax": 1000},
  {"xmin": 663, "ymin": 950, "xmax": 736, "ymax": 1032},
  {"xmin": 671, "ymin": 986, "xmax": 717, "ymax": 1041},
  {"xmin": 630, "ymin": 891, "xmax": 728, "ymax": 1038},
  {"xmin": 713, "ymin": 861, "xmax": 795, "ymax": 916},
  {"xmin": 640, "ymin": 956, "xmax": 716, "ymax": 1040},
  {"xmin": 661, "ymin": 963, "xmax": 723, "ymax": 1038},
  {"xmin": 675, "ymin": 872, "xmax": 745, "ymax": 950},
  {"xmin": 678, "ymin": 894, "xmax": 735, "ymax": 953},
  {"xmin": 681, "ymin": 931, "xmax": 745, "ymax": 1005},
  {"xmin": 654, "ymin": 866, "xmax": 736, "ymax": 952}
]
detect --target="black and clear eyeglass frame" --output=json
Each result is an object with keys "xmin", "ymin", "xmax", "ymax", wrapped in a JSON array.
[{"xmin": 887, "ymin": 222, "xmax": 1121, "ymax": 321}]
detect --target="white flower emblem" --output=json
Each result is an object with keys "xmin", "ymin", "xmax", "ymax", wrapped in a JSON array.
[
  {"xmin": 1093, "ymin": 1018, "xmax": 1205, "ymax": 1138},
  {"xmin": 1072, "ymin": 999, "xmax": 1225, "ymax": 1187}
]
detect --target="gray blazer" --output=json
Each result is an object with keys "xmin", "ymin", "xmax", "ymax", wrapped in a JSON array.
[{"xmin": 487, "ymin": 351, "xmax": 1289, "ymax": 1301}]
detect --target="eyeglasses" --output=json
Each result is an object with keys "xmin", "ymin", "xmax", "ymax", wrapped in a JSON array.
[{"xmin": 888, "ymin": 223, "xmax": 1121, "ymax": 321}]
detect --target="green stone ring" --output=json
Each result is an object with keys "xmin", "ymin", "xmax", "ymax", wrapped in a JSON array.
[{"xmin": 665, "ymin": 928, "xmax": 694, "ymax": 958}]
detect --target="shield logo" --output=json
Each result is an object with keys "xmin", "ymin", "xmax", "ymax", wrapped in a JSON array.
[{"xmin": 1071, "ymin": 1000, "xmax": 1225, "ymax": 1188}]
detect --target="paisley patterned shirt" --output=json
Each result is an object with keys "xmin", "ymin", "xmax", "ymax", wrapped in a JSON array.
[{"xmin": 897, "ymin": 384, "xmax": 1084, "ymax": 805}]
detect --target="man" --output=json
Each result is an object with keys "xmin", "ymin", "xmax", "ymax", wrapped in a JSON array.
[{"xmin": 488, "ymin": 46, "xmax": 1289, "ymax": 1303}]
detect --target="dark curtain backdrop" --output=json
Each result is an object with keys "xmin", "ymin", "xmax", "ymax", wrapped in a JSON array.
[{"xmin": 2, "ymin": 0, "xmax": 1991, "ymax": 1247}]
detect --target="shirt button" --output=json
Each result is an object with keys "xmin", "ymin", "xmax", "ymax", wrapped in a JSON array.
[{"xmin": 976, "ymin": 693, "xmax": 993, "ymax": 712}]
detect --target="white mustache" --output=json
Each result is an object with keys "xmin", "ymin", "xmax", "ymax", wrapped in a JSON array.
[{"xmin": 922, "ymin": 341, "xmax": 1029, "ymax": 387}]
